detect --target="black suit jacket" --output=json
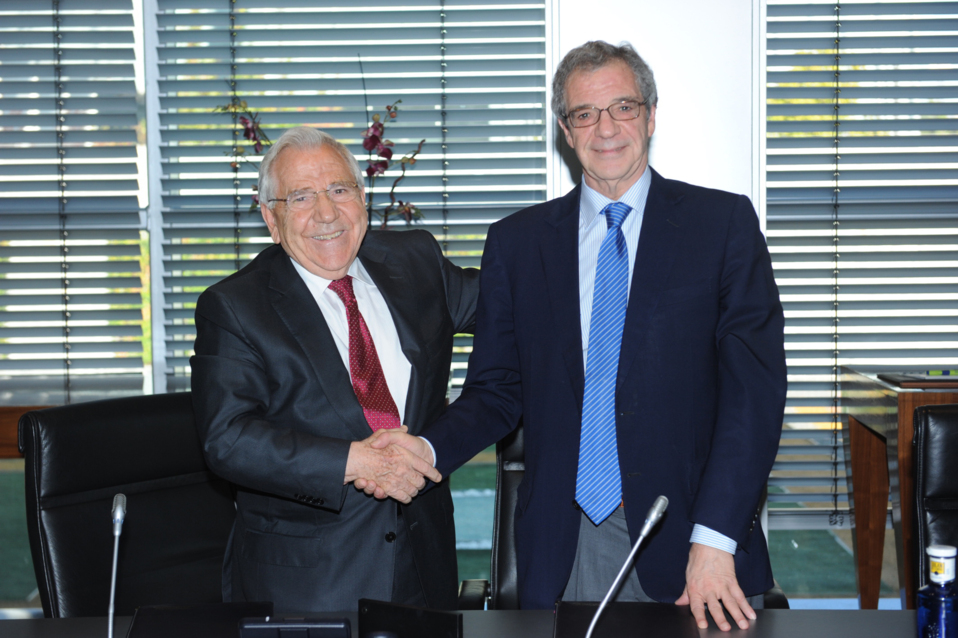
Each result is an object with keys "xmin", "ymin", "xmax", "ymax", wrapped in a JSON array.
[
  {"xmin": 424, "ymin": 170, "xmax": 787, "ymax": 608},
  {"xmin": 191, "ymin": 229, "xmax": 479, "ymax": 612}
]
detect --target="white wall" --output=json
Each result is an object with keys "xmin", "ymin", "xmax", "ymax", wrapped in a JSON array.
[{"xmin": 549, "ymin": 0, "xmax": 763, "ymax": 215}]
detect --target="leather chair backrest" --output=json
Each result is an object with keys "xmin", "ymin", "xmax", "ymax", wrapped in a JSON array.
[
  {"xmin": 914, "ymin": 403, "xmax": 958, "ymax": 588},
  {"xmin": 18, "ymin": 392, "xmax": 235, "ymax": 617},
  {"xmin": 490, "ymin": 424, "xmax": 523, "ymax": 610}
]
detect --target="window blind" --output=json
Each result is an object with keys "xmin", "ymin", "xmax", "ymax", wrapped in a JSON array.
[
  {"xmin": 155, "ymin": 0, "xmax": 547, "ymax": 391},
  {"xmin": 0, "ymin": 0, "xmax": 150, "ymax": 405},
  {"xmin": 765, "ymin": 0, "xmax": 958, "ymax": 527}
]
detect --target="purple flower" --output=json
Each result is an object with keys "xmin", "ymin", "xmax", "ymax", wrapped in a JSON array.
[
  {"xmin": 366, "ymin": 160, "xmax": 388, "ymax": 177},
  {"xmin": 362, "ymin": 134, "xmax": 381, "ymax": 152},
  {"xmin": 363, "ymin": 122, "xmax": 384, "ymax": 138},
  {"xmin": 240, "ymin": 116, "xmax": 259, "ymax": 143},
  {"xmin": 396, "ymin": 201, "xmax": 419, "ymax": 222}
]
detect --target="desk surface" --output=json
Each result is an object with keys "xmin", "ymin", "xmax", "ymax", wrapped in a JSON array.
[{"xmin": 0, "ymin": 608, "xmax": 918, "ymax": 638}]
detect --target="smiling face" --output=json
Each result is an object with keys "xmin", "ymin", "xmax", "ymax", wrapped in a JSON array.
[
  {"xmin": 558, "ymin": 60, "xmax": 656, "ymax": 201},
  {"xmin": 261, "ymin": 145, "xmax": 367, "ymax": 280}
]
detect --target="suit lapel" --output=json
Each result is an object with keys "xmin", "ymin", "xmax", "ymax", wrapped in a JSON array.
[
  {"xmin": 540, "ymin": 186, "xmax": 586, "ymax": 408},
  {"xmin": 358, "ymin": 237, "xmax": 429, "ymax": 429},
  {"xmin": 617, "ymin": 169, "xmax": 683, "ymax": 387},
  {"xmin": 267, "ymin": 249, "xmax": 372, "ymax": 441}
]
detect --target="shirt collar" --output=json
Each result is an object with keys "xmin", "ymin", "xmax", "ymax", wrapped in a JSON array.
[
  {"xmin": 579, "ymin": 166, "xmax": 652, "ymax": 229},
  {"xmin": 289, "ymin": 255, "xmax": 373, "ymax": 293}
]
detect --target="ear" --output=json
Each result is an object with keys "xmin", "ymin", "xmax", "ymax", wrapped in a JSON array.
[
  {"xmin": 646, "ymin": 104, "xmax": 657, "ymax": 138},
  {"xmin": 557, "ymin": 116, "xmax": 576, "ymax": 150},
  {"xmin": 260, "ymin": 203, "xmax": 282, "ymax": 245}
]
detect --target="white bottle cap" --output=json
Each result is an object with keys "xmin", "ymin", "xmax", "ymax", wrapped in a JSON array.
[
  {"xmin": 927, "ymin": 545, "xmax": 957, "ymax": 584},
  {"xmin": 927, "ymin": 545, "xmax": 958, "ymax": 559}
]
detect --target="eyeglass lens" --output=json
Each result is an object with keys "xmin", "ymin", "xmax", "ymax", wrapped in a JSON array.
[
  {"xmin": 567, "ymin": 100, "xmax": 643, "ymax": 128},
  {"xmin": 285, "ymin": 184, "xmax": 358, "ymax": 210}
]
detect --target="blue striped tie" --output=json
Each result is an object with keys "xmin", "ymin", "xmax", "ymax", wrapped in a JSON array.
[{"xmin": 576, "ymin": 201, "xmax": 632, "ymax": 525}]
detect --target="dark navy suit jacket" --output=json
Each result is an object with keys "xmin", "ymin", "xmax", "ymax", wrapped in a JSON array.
[{"xmin": 424, "ymin": 169, "xmax": 787, "ymax": 609}]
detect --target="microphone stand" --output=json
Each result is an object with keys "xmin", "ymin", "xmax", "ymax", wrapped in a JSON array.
[
  {"xmin": 108, "ymin": 535, "xmax": 120, "ymax": 638},
  {"xmin": 584, "ymin": 496, "xmax": 668, "ymax": 638},
  {"xmin": 108, "ymin": 494, "xmax": 126, "ymax": 638}
]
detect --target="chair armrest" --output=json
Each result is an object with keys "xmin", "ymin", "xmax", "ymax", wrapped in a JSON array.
[
  {"xmin": 458, "ymin": 579, "xmax": 489, "ymax": 610},
  {"xmin": 763, "ymin": 579, "xmax": 789, "ymax": 609}
]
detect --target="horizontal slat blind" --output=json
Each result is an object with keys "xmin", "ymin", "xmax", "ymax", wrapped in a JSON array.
[
  {"xmin": 0, "ymin": 0, "xmax": 150, "ymax": 405},
  {"xmin": 766, "ymin": 0, "xmax": 958, "ymax": 526},
  {"xmin": 156, "ymin": 0, "xmax": 547, "ymax": 391}
]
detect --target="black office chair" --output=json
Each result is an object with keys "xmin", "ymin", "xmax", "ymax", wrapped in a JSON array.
[
  {"xmin": 458, "ymin": 425, "xmax": 788, "ymax": 609},
  {"xmin": 18, "ymin": 392, "xmax": 235, "ymax": 617},
  {"xmin": 913, "ymin": 403, "xmax": 958, "ymax": 590}
]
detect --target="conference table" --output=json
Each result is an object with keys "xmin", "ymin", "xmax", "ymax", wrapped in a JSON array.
[{"xmin": 0, "ymin": 606, "xmax": 918, "ymax": 638}]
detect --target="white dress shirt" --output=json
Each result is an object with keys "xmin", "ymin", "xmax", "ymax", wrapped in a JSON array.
[
  {"xmin": 578, "ymin": 170, "xmax": 738, "ymax": 556},
  {"xmin": 290, "ymin": 257, "xmax": 412, "ymax": 423}
]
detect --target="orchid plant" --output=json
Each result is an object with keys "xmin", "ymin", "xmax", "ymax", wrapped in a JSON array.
[
  {"xmin": 216, "ymin": 97, "xmax": 425, "ymax": 228},
  {"xmin": 361, "ymin": 100, "xmax": 425, "ymax": 228},
  {"xmin": 215, "ymin": 98, "xmax": 271, "ymax": 210}
]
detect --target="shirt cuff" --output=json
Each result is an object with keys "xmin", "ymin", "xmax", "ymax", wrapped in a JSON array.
[
  {"xmin": 421, "ymin": 437, "xmax": 437, "ymax": 468},
  {"xmin": 690, "ymin": 524, "xmax": 737, "ymax": 555}
]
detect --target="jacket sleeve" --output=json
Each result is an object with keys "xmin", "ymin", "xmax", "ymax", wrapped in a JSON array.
[
  {"xmin": 423, "ymin": 224, "xmax": 525, "ymax": 476},
  {"xmin": 688, "ymin": 196, "xmax": 787, "ymax": 546},
  {"xmin": 419, "ymin": 229, "xmax": 480, "ymax": 335},
  {"xmin": 191, "ymin": 286, "xmax": 353, "ymax": 512}
]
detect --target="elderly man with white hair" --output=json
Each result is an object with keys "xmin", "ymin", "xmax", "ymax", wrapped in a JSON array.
[{"xmin": 191, "ymin": 126, "xmax": 478, "ymax": 612}]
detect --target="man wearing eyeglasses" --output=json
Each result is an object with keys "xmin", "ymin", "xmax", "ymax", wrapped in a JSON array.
[
  {"xmin": 365, "ymin": 40, "xmax": 786, "ymax": 630},
  {"xmin": 190, "ymin": 127, "xmax": 478, "ymax": 612}
]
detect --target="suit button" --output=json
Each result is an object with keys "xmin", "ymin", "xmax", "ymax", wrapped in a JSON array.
[
  {"xmin": 572, "ymin": 500, "xmax": 581, "ymax": 511},
  {"xmin": 385, "ymin": 532, "xmax": 397, "ymax": 543}
]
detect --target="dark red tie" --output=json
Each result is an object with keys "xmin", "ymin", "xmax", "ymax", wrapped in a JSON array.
[{"xmin": 328, "ymin": 276, "xmax": 401, "ymax": 432}]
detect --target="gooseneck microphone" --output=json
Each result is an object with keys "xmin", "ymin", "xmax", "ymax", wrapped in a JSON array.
[
  {"xmin": 584, "ymin": 496, "xmax": 668, "ymax": 638},
  {"xmin": 108, "ymin": 494, "xmax": 126, "ymax": 638}
]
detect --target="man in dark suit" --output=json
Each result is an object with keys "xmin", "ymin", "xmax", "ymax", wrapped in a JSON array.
[
  {"xmin": 363, "ymin": 41, "xmax": 786, "ymax": 631},
  {"xmin": 190, "ymin": 126, "xmax": 479, "ymax": 612}
]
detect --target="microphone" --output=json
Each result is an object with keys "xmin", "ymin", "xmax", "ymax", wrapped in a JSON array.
[
  {"xmin": 584, "ymin": 496, "xmax": 668, "ymax": 638},
  {"xmin": 108, "ymin": 493, "xmax": 126, "ymax": 638},
  {"xmin": 112, "ymin": 493, "xmax": 126, "ymax": 537}
]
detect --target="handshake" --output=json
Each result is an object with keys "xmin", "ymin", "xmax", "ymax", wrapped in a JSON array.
[{"xmin": 343, "ymin": 426, "xmax": 439, "ymax": 503}]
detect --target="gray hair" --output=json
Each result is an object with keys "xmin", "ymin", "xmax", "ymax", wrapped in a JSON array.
[
  {"xmin": 551, "ymin": 41, "xmax": 658, "ymax": 122},
  {"xmin": 258, "ymin": 126, "xmax": 364, "ymax": 207}
]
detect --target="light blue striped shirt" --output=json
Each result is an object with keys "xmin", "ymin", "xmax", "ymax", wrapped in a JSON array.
[{"xmin": 578, "ymin": 170, "xmax": 738, "ymax": 556}]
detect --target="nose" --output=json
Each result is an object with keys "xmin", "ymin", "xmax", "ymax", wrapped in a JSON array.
[
  {"xmin": 309, "ymin": 192, "xmax": 340, "ymax": 224},
  {"xmin": 594, "ymin": 108, "xmax": 619, "ymax": 136}
]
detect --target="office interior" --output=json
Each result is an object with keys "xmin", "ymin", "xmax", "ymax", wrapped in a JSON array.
[{"xmin": 0, "ymin": 0, "xmax": 955, "ymax": 621}]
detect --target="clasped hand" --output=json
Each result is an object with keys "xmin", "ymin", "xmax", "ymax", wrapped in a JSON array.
[{"xmin": 343, "ymin": 426, "xmax": 438, "ymax": 503}]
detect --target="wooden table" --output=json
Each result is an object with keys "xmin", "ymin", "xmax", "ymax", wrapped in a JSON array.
[{"xmin": 840, "ymin": 367, "xmax": 958, "ymax": 610}]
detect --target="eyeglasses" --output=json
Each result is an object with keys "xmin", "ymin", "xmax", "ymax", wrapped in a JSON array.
[
  {"xmin": 269, "ymin": 183, "xmax": 361, "ymax": 211},
  {"xmin": 564, "ymin": 99, "xmax": 648, "ymax": 129}
]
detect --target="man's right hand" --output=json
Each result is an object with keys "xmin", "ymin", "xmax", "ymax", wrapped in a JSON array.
[
  {"xmin": 352, "ymin": 427, "xmax": 438, "ymax": 499},
  {"xmin": 344, "ymin": 426, "xmax": 441, "ymax": 503}
]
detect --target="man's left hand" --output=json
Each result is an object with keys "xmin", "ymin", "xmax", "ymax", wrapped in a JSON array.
[
  {"xmin": 353, "ymin": 426, "xmax": 436, "ymax": 499},
  {"xmin": 675, "ymin": 542, "xmax": 755, "ymax": 632}
]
